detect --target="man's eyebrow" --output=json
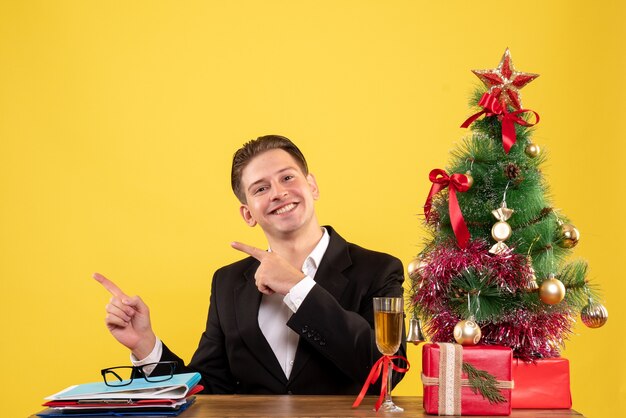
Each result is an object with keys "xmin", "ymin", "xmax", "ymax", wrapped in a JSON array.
[{"xmin": 246, "ymin": 167, "xmax": 298, "ymax": 193}]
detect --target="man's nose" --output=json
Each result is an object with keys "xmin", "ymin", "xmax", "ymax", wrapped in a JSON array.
[{"xmin": 270, "ymin": 182, "xmax": 288, "ymax": 199}]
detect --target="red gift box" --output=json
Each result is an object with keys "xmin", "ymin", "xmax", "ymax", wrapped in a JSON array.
[
  {"xmin": 422, "ymin": 343, "xmax": 513, "ymax": 416},
  {"xmin": 511, "ymin": 357, "xmax": 572, "ymax": 409}
]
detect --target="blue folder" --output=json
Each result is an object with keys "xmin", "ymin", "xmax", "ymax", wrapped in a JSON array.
[{"xmin": 46, "ymin": 373, "xmax": 201, "ymax": 401}]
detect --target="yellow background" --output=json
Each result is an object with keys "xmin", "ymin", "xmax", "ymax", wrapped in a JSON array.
[{"xmin": 1, "ymin": 1, "xmax": 624, "ymax": 417}]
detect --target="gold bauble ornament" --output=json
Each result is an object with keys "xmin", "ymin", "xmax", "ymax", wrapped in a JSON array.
[
  {"xmin": 581, "ymin": 298, "xmax": 608, "ymax": 328},
  {"xmin": 407, "ymin": 258, "xmax": 427, "ymax": 280},
  {"xmin": 557, "ymin": 223, "xmax": 580, "ymax": 248},
  {"xmin": 465, "ymin": 171, "xmax": 474, "ymax": 189},
  {"xmin": 453, "ymin": 318, "xmax": 482, "ymax": 345},
  {"xmin": 407, "ymin": 259, "xmax": 420, "ymax": 279},
  {"xmin": 539, "ymin": 275, "xmax": 566, "ymax": 305},
  {"xmin": 525, "ymin": 142, "xmax": 541, "ymax": 158}
]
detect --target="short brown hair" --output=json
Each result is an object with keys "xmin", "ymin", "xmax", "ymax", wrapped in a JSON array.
[{"xmin": 231, "ymin": 135, "xmax": 309, "ymax": 203}]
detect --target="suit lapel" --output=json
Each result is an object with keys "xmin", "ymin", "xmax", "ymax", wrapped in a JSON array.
[
  {"xmin": 308, "ymin": 227, "xmax": 351, "ymax": 300},
  {"xmin": 289, "ymin": 227, "xmax": 352, "ymax": 382},
  {"xmin": 234, "ymin": 260, "xmax": 288, "ymax": 386}
]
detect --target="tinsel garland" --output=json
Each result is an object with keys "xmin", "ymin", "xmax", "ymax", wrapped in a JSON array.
[
  {"xmin": 424, "ymin": 308, "xmax": 574, "ymax": 361},
  {"xmin": 413, "ymin": 239, "xmax": 529, "ymax": 311},
  {"xmin": 412, "ymin": 238, "xmax": 577, "ymax": 360},
  {"xmin": 482, "ymin": 309, "xmax": 573, "ymax": 361}
]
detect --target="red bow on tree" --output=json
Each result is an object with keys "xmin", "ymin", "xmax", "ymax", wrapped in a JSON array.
[
  {"xmin": 424, "ymin": 169, "xmax": 471, "ymax": 248},
  {"xmin": 461, "ymin": 92, "xmax": 540, "ymax": 154}
]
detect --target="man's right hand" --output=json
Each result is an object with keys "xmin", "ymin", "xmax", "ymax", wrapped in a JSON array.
[{"xmin": 93, "ymin": 272, "xmax": 157, "ymax": 360}]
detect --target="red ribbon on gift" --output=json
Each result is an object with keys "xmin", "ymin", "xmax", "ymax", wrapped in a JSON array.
[
  {"xmin": 461, "ymin": 92, "xmax": 540, "ymax": 153},
  {"xmin": 352, "ymin": 355, "xmax": 410, "ymax": 412},
  {"xmin": 424, "ymin": 169, "xmax": 471, "ymax": 248}
]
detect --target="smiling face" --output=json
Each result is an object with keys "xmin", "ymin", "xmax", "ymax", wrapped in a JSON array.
[{"xmin": 239, "ymin": 149, "xmax": 320, "ymax": 241}]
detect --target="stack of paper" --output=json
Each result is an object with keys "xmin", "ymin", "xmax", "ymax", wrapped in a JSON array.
[{"xmin": 37, "ymin": 372, "xmax": 203, "ymax": 417}]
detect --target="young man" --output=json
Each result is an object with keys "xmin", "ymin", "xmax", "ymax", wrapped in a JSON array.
[{"xmin": 96, "ymin": 135, "xmax": 406, "ymax": 394}]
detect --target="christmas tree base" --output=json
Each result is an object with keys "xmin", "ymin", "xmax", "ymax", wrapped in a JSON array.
[{"xmin": 511, "ymin": 357, "xmax": 572, "ymax": 409}]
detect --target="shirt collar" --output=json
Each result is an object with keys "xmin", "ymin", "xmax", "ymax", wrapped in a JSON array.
[{"xmin": 303, "ymin": 227, "xmax": 330, "ymax": 273}]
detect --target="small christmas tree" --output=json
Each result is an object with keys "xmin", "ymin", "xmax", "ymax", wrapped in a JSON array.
[{"xmin": 408, "ymin": 49, "xmax": 608, "ymax": 361}]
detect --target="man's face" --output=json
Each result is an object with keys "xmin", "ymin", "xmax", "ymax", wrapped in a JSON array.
[{"xmin": 239, "ymin": 149, "xmax": 319, "ymax": 239}]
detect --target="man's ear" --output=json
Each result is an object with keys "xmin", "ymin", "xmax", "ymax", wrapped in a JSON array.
[
  {"xmin": 239, "ymin": 205, "xmax": 257, "ymax": 227},
  {"xmin": 307, "ymin": 173, "xmax": 320, "ymax": 200}
]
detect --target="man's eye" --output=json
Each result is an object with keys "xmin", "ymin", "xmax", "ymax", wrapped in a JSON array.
[
  {"xmin": 255, "ymin": 186, "xmax": 268, "ymax": 194},
  {"xmin": 284, "ymin": 175, "xmax": 294, "ymax": 181}
]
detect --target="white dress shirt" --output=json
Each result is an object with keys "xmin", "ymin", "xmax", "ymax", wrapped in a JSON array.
[{"xmin": 133, "ymin": 228, "xmax": 330, "ymax": 380}]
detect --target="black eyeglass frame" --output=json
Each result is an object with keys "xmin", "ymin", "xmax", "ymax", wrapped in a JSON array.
[{"xmin": 100, "ymin": 361, "xmax": 177, "ymax": 387}]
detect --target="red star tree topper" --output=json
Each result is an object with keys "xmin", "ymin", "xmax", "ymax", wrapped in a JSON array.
[{"xmin": 472, "ymin": 48, "xmax": 539, "ymax": 110}]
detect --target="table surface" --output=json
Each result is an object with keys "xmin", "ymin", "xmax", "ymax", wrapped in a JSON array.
[
  {"xmin": 181, "ymin": 395, "xmax": 584, "ymax": 417},
  {"xmin": 32, "ymin": 395, "xmax": 585, "ymax": 418}
]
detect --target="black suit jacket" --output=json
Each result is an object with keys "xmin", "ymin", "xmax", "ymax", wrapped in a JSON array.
[{"xmin": 160, "ymin": 226, "xmax": 406, "ymax": 394}]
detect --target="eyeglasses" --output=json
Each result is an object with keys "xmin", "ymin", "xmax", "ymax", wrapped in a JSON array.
[{"xmin": 101, "ymin": 361, "xmax": 177, "ymax": 387}]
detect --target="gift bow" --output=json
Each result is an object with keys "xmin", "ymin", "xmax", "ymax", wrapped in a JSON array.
[
  {"xmin": 461, "ymin": 92, "xmax": 540, "ymax": 154},
  {"xmin": 352, "ymin": 355, "xmax": 410, "ymax": 412},
  {"xmin": 424, "ymin": 169, "xmax": 471, "ymax": 248}
]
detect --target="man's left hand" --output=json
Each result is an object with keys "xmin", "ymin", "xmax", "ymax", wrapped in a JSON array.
[{"xmin": 231, "ymin": 242, "xmax": 306, "ymax": 296}]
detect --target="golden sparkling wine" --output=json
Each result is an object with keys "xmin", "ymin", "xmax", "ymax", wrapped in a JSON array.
[{"xmin": 375, "ymin": 310, "xmax": 403, "ymax": 355}]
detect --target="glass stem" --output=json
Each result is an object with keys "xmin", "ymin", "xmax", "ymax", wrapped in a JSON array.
[{"xmin": 385, "ymin": 364, "xmax": 393, "ymax": 403}]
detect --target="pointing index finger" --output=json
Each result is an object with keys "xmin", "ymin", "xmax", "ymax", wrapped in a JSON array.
[
  {"xmin": 231, "ymin": 242, "xmax": 267, "ymax": 261},
  {"xmin": 93, "ymin": 272, "xmax": 128, "ymax": 299}
]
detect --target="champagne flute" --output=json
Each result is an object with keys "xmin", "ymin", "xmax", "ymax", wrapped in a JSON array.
[{"xmin": 373, "ymin": 297, "xmax": 404, "ymax": 412}]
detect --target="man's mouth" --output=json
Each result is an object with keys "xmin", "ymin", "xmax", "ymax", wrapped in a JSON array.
[{"xmin": 272, "ymin": 203, "xmax": 297, "ymax": 215}]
